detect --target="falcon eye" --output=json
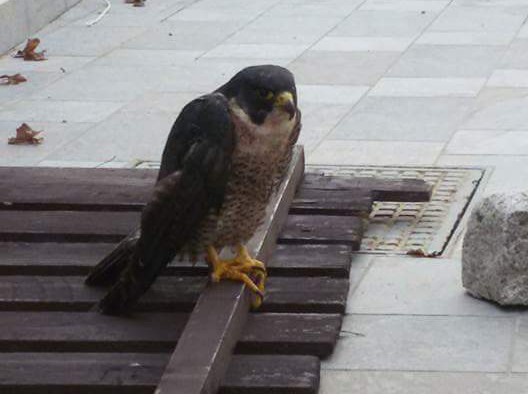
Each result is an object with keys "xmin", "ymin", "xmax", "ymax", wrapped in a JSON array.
[{"xmin": 256, "ymin": 88, "xmax": 274, "ymax": 100}]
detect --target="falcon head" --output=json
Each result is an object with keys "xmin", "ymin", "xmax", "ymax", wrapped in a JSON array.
[{"xmin": 217, "ymin": 65, "xmax": 298, "ymax": 126}]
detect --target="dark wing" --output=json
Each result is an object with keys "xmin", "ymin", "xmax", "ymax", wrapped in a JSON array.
[{"xmin": 86, "ymin": 93, "xmax": 236, "ymax": 315}]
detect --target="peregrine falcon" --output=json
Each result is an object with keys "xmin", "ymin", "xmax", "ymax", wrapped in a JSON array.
[{"xmin": 85, "ymin": 65, "xmax": 301, "ymax": 315}]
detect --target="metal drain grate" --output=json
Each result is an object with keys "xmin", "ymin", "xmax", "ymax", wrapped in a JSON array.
[
  {"xmin": 306, "ymin": 165, "xmax": 485, "ymax": 256},
  {"xmin": 136, "ymin": 161, "xmax": 485, "ymax": 256}
]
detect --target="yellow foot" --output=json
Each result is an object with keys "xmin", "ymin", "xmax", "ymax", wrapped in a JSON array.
[{"xmin": 207, "ymin": 244, "xmax": 267, "ymax": 309}]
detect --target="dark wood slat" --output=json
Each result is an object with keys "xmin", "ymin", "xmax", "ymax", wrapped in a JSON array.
[
  {"xmin": 290, "ymin": 188, "xmax": 372, "ymax": 216},
  {"xmin": 156, "ymin": 147, "xmax": 305, "ymax": 394},
  {"xmin": 0, "ymin": 353, "xmax": 319, "ymax": 394},
  {"xmin": 221, "ymin": 355, "xmax": 319, "ymax": 394},
  {"xmin": 0, "ymin": 167, "xmax": 156, "ymax": 210},
  {"xmin": 302, "ymin": 173, "xmax": 432, "ymax": 202},
  {"xmin": 279, "ymin": 214, "xmax": 364, "ymax": 249},
  {"xmin": 267, "ymin": 244, "xmax": 352, "ymax": 278},
  {"xmin": 0, "ymin": 275, "xmax": 348, "ymax": 313},
  {"xmin": 0, "ymin": 211, "xmax": 138, "ymax": 242},
  {"xmin": 0, "ymin": 312, "xmax": 340, "ymax": 357},
  {"xmin": 0, "ymin": 243, "xmax": 352, "ymax": 278}
]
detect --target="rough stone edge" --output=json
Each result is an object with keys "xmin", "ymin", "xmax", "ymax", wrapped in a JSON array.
[{"xmin": 0, "ymin": 0, "xmax": 81, "ymax": 55}]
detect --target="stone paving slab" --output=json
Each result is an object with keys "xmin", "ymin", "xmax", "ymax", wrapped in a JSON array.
[
  {"xmin": 323, "ymin": 314, "xmax": 514, "ymax": 372},
  {"xmin": 348, "ymin": 256, "xmax": 518, "ymax": 316},
  {"xmin": 321, "ymin": 371, "xmax": 528, "ymax": 394},
  {"xmin": 1, "ymin": 0, "xmax": 528, "ymax": 392},
  {"xmin": 329, "ymin": 97, "xmax": 472, "ymax": 141}
]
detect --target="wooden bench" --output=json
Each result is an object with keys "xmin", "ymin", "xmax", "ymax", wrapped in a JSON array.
[{"xmin": 0, "ymin": 147, "xmax": 431, "ymax": 394}]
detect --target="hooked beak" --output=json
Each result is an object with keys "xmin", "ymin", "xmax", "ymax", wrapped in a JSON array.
[{"xmin": 274, "ymin": 91, "xmax": 296, "ymax": 120}]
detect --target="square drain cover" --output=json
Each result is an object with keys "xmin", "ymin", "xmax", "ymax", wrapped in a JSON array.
[{"xmin": 306, "ymin": 165, "xmax": 485, "ymax": 256}]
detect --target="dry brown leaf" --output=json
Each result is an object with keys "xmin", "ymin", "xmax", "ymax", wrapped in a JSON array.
[
  {"xmin": 8, "ymin": 123, "xmax": 44, "ymax": 145},
  {"xmin": 0, "ymin": 73, "xmax": 27, "ymax": 85},
  {"xmin": 125, "ymin": 0, "xmax": 146, "ymax": 6},
  {"xmin": 406, "ymin": 249, "xmax": 440, "ymax": 258},
  {"xmin": 14, "ymin": 38, "xmax": 47, "ymax": 61}
]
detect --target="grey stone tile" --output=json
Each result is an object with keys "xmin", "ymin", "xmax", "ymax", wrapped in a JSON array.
[
  {"xmin": 500, "ymin": 39, "xmax": 528, "ymax": 69},
  {"xmin": 0, "ymin": 71, "xmax": 63, "ymax": 106},
  {"xmin": 69, "ymin": 0, "xmax": 189, "ymax": 27},
  {"xmin": 30, "ymin": 65, "xmax": 166, "ymax": 101},
  {"xmin": 454, "ymin": 0, "xmax": 528, "ymax": 7},
  {"xmin": 446, "ymin": 130, "xmax": 528, "ymax": 155},
  {"xmin": 369, "ymin": 78, "xmax": 485, "ymax": 97},
  {"xmin": 308, "ymin": 140, "xmax": 444, "ymax": 165},
  {"xmin": 297, "ymin": 85, "xmax": 369, "ymax": 105},
  {"xmin": 167, "ymin": 8, "xmax": 257, "ymax": 23},
  {"xmin": 321, "ymin": 371, "xmax": 528, "ymax": 394},
  {"xmin": 170, "ymin": 0, "xmax": 272, "ymax": 21},
  {"xmin": 297, "ymin": 128, "xmax": 333, "ymax": 155},
  {"xmin": 226, "ymin": 16, "xmax": 342, "ymax": 45},
  {"xmin": 265, "ymin": 0, "xmax": 363, "ymax": 17},
  {"xmin": 513, "ymin": 316, "xmax": 528, "ymax": 372},
  {"xmin": 121, "ymin": 92, "xmax": 203, "ymax": 114},
  {"xmin": 436, "ymin": 154, "xmax": 528, "ymax": 194},
  {"xmin": 0, "ymin": 121, "xmax": 94, "ymax": 166},
  {"xmin": 45, "ymin": 109, "xmax": 176, "ymax": 163},
  {"xmin": 323, "ymin": 314, "xmax": 513, "ymax": 372},
  {"xmin": 0, "ymin": 55, "xmax": 95, "ymax": 73},
  {"xmin": 331, "ymin": 11, "xmax": 436, "ymax": 37},
  {"xmin": 298, "ymin": 102, "xmax": 353, "ymax": 133},
  {"xmin": 518, "ymin": 23, "xmax": 528, "ymax": 38},
  {"xmin": 429, "ymin": 6, "xmax": 526, "ymax": 33},
  {"xmin": 289, "ymin": 51, "xmax": 400, "ymax": 86},
  {"xmin": 348, "ymin": 256, "xmax": 517, "ymax": 316},
  {"xmin": 462, "ymin": 88, "xmax": 528, "ymax": 130},
  {"xmin": 0, "ymin": 99, "xmax": 124, "ymax": 123},
  {"xmin": 347, "ymin": 253, "xmax": 373, "ymax": 298},
  {"xmin": 123, "ymin": 21, "xmax": 243, "ymax": 51},
  {"xmin": 416, "ymin": 32, "xmax": 516, "ymax": 46},
  {"xmin": 488, "ymin": 69, "xmax": 528, "ymax": 87},
  {"xmin": 153, "ymin": 62, "xmax": 267, "ymax": 93},
  {"xmin": 93, "ymin": 49, "xmax": 203, "ymax": 67},
  {"xmin": 203, "ymin": 44, "xmax": 309, "ymax": 60},
  {"xmin": 38, "ymin": 26, "xmax": 146, "ymax": 56},
  {"xmin": 388, "ymin": 45, "xmax": 507, "ymax": 78},
  {"xmin": 312, "ymin": 36, "xmax": 414, "ymax": 52},
  {"xmin": 329, "ymin": 97, "xmax": 473, "ymax": 141},
  {"xmin": 359, "ymin": 0, "xmax": 449, "ymax": 12}
]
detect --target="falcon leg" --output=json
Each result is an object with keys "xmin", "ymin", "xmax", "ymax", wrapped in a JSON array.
[{"xmin": 206, "ymin": 244, "xmax": 267, "ymax": 308}]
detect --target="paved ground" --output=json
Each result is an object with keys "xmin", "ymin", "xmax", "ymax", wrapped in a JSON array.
[{"xmin": 1, "ymin": 0, "xmax": 528, "ymax": 392}]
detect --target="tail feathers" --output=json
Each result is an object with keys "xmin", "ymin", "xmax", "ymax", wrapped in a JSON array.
[
  {"xmin": 95, "ymin": 243, "xmax": 176, "ymax": 315},
  {"xmin": 97, "ymin": 274, "xmax": 139, "ymax": 315},
  {"xmin": 85, "ymin": 232, "xmax": 138, "ymax": 286}
]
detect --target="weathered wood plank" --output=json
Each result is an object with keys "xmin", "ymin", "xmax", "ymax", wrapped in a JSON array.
[
  {"xmin": 156, "ymin": 147, "xmax": 305, "ymax": 394},
  {"xmin": 279, "ymin": 214, "xmax": 364, "ymax": 249},
  {"xmin": 0, "ymin": 275, "xmax": 348, "ymax": 314},
  {"xmin": 302, "ymin": 173, "xmax": 432, "ymax": 202},
  {"xmin": 267, "ymin": 244, "xmax": 352, "ymax": 278},
  {"xmin": 0, "ymin": 243, "xmax": 352, "ymax": 278},
  {"xmin": 0, "ymin": 312, "xmax": 341, "ymax": 357},
  {"xmin": 290, "ymin": 188, "xmax": 372, "ymax": 216},
  {"xmin": 0, "ymin": 211, "xmax": 139, "ymax": 242},
  {"xmin": 0, "ymin": 212, "xmax": 362, "ymax": 245},
  {"xmin": 0, "ymin": 353, "xmax": 319, "ymax": 394},
  {"xmin": 0, "ymin": 167, "xmax": 155, "ymax": 210}
]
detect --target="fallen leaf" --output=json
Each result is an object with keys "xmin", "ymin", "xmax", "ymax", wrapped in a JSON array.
[
  {"xmin": 8, "ymin": 123, "xmax": 44, "ymax": 145},
  {"xmin": 0, "ymin": 73, "xmax": 27, "ymax": 85},
  {"xmin": 125, "ymin": 0, "xmax": 146, "ymax": 6},
  {"xmin": 406, "ymin": 249, "xmax": 440, "ymax": 258},
  {"xmin": 14, "ymin": 38, "xmax": 47, "ymax": 61}
]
